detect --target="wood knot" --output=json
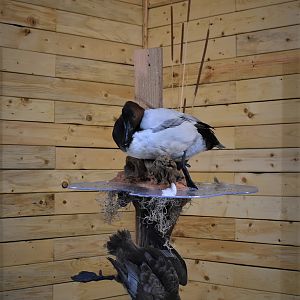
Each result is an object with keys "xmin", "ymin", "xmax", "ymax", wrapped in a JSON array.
[
  {"xmin": 62, "ymin": 181, "xmax": 69, "ymax": 188},
  {"xmin": 24, "ymin": 28, "xmax": 31, "ymax": 36},
  {"xmin": 86, "ymin": 114, "xmax": 92, "ymax": 121},
  {"xmin": 247, "ymin": 112, "xmax": 254, "ymax": 118},
  {"xmin": 241, "ymin": 177, "xmax": 247, "ymax": 183},
  {"xmin": 27, "ymin": 16, "xmax": 37, "ymax": 26}
]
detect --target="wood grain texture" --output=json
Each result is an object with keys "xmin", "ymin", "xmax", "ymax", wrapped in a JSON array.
[
  {"xmin": 0, "ymin": 96, "xmax": 54, "ymax": 122},
  {"xmin": 0, "ymin": 23, "xmax": 138, "ymax": 65},
  {"xmin": 1, "ymin": 120, "xmax": 115, "ymax": 147},
  {"xmin": 0, "ymin": 145, "xmax": 55, "ymax": 169},
  {"xmin": 186, "ymin": 259, "xmax": 300, "ymax": 295},
  {"xmin": 0, "ymin": 170, "xmax": 118, "ymax": 193},
  {"xmin": 0, "ymin": 256, "xmax": 115, "ymax": 291},
  {"xmin": 189, "ymin": 148, "xmax": 300, "ymax": 172},
  {"xmin": 0, "ymin": 212, "xmax": 134, "ymax": 241},
  {"xmin": 236, "ymin": 0, "xmax": 293, "ymax": 10},
  {"xmin": 2, "ymin": 72, "xmax": 134, "ymax": 106},
  {"xmin": 56, "ymin": 148, "xmax": 126, "ymax": 170},
  {"xmin": 148, "ymin": 1, "xmax": 300, "ymax": 47},
  {"xmin": 0, "ymin": 286, "xmax": 53, "ymax": 300},
  {"xmin": 55, "ymin": 56, "xmax": 134, "ymax": 86},
  {"xmin": 172, "ymin": 237, "xmax": 300, "ymax": 270},
  {"xmin": 17, "ymin": 0, "xmax": 142, "ymax": 25}
]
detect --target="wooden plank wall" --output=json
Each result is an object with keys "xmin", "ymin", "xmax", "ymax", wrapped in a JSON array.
[
  {"xmin": 0, "ymin": 0, "xmax": 142, "ymax": 299},
  {"xmin": 148, "ymin": 0, "xmax": 300, "ymax": 299}
]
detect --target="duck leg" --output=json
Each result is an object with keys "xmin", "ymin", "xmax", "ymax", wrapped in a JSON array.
[{"xmin": 180, "ymin": 152, "xmax": 198, "ymax": 190}]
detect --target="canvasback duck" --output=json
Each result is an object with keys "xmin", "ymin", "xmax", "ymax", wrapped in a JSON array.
[{"xmin": 113, "ymin": 101, "xmax": 224, "ymax": 189}]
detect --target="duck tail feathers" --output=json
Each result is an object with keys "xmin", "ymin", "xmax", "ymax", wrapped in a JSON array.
[{"xmin": 215, "ymin": 143, "xmax": 225, "ymax": 149}]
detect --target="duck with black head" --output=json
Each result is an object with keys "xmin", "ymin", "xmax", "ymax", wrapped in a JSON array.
[{"xmin": 113, "ymin": 101, "xmax": 224, "ymax": 189}]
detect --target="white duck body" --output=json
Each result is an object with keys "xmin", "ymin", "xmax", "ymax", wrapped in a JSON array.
[{"xmin": 126, "ymin": 108, "xmax": 206, "ymax": 160}]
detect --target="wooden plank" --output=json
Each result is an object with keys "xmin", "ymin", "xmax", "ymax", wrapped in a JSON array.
[
  {"xmin": 188, "ymin": 99, "xmax": 300, "ymax": 127},
  {"xmin": 0, "ymin": 170, "xmax": 118, "ymax": 193},
  {"xmin": 0, "ymin": 212, "xmax": 134, "ymax": 241},
  {"xmin": 237, "ymin": 25, "xmax": 300, "ymax": 56},
  {"xmin": 236, "ymin": 0, "xmax": 293, "ymax": 10},
  {"xmin": 134, "ymin": 47, "xmax": 163, "ymax": 108},
  {"xmin": 0, "ymin": 96, "xmax": 54, "ymax": 122},
  {"xmin": 0, "ymin": 120, "xmax": 115, "ymax": 147},
  {"xmin": 0, "ymin": 256, "xmax": 114, "ymax": 291},
  {"xmin": 54, "ymin": 234, "xmax": 110, "ymax": 260},
  {"xmin": 163, "ymin": 35, "xmax": 236, "ymax": 67},
  {"xmin": 235, "ymin": 123, "xmax": 300, "ymax": 149},
  {"xmin": 235, "ymin": 219, "xmax": 300, "ymax": 246},
  {"xmin": 163, "ymin": 49, "xmax": 300, "ymax": 87},
  {"xmin": 175, "ymin": 216, "xmax": 300, "ymax": 246},
  {"xmin": 0, "ymin": 23, "xmax": 138, "ymax": 65},
  {"xmin": 182, "ymin": 196, "xmax": 300, "ymax": 221},
  {"xmin": 191, "ymin": 172, "xmax": 235, "ymax": 184},
  {"xmin": 236, "ymin": 74, "xmax": 300, "ymax": 103},
  {"xmin": 57, "ymin": 10, "xmax": 142, "ymax": 46},
  {"xmin": 174, "ymin": 216, "xmax": 235, "ymax": 240},
  {"xmin": 0, "ymin": 240, "xmax": 53, "ymax": 267},
  {"xmin": 164, "ymin": 81, "xmax": 236, "ymax": 107},
  {"xmin": 0, "ymin": 145, "xmax": 55, "ymax": 169},
  {"xmin": 1, "ymin": 72, "xmax": 134, "ymax": 106},
  {"xmin": 185, "ymin": 259, "xmax": 300, "ymax": 295},
  {"xmin": 53, "ymin": 281, "xmax": 127, "ymax": 300},
  {"xmin": 55, "ymin": 102, "xmax": 121, "ymax": 126},
  {"xmin": 180, "ymin": 281, "xmax": 299, "ymax": 300},
  {"xmin": 149, "ymin": 0, "xmax": 183, "ymax": 8},
  {"xmin": 0, "ymin": 193, "xmax": 55, "ymax": 217},
  {"xmin": 56, "ymin": 148, "xmax": 126, "ymax": 170},
  {"xmin": 211, "ymin": 127, "xmax": 235, "ymax": 149},
  {"xmin": 148, "ymin": 1, "xmax": 300, "ymax": 47},
  {"xmin": 189, "ymin": 148, "xmax": 300, "ymax": 172},
  {"xmin": 172, "ymin": 237, "xmax": 300, "ymax": 270},
  {"xmin": 56, "ymin": 56, "xmax": 134, "ymax": 86},
  {"xmin": 234, "ymin": 173, "xmax": 300, "ymax": 197},
  {"xmin": 148, "ymin": 0, "xmax": 235, "ymax": 28},
  {"xmin": 17, "ymin": 0, "xmax": 142, "ymax": 25},
  {"xmin": 1, "ymin": 47, "xmax": 55, "ymax": 76},
  {"xmin": 0, "ymin": 0, "xmax": 56, "ymax": 31},
  {"xmin": 0, "ymin": 286, "xmax": 52, "ymax": 300}
]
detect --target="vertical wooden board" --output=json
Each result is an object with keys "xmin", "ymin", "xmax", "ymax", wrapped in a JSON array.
[
  {"xmin": 235, "ymin": 173, "xmax": 300, "ymax": 197},
  {"xmin": 236, "ymin": 0, "xmax": 294, "ymax": 10},
  {"xmin": 134, "ymin": 47, "xmax": 163, "ymax": 108},
  {"xmin": 1, "ymin": 48, "xmax": 55, "ymax": 76},
  {"xmin": 0, "ymin": 0, "xmax": 56, "ymax": 31},
  {"xmin": 148, "ymin": 0, "xmax": 183, "ymax": 8},
  {"xmin": 2, "ymin": 72, "xmax": 134, "ymax": 106},
  {"xmin": 0, "ymin": 96, "xmax": 54, "ymax": 122},
  {"xmin": 173, "ymin": 216, "xmax": 235, "ymax": 240},
  {"xmin": 163, "ymin": 36, "xmax": 236, "ymax": 67},
  {"xmin": 148, "ymin": 0, "xmax": 235, "ymax": 28},
  {"xmin": 53, "ymin": 281, "xmax": 127, "ymax": 300},
  {"xmin": 186, "ymin": 259, "xmax": 300, "ymax": 295},
  {"xmin": 55, "ymin": 56, "xmax": 134, "ymax": 86},
  {"xmin": 0, "ymin": 170, "xmax": 118, "ymax": 193},
  {"xmin": 54, "ymin": 234, "xmax": 110, "ymax": 260},
  {"xmin": 0, "ymin": 286, "xmax": 53, "ymax": 300},
  {"xmin": 0, "ymin": 256, "xmax": 114, "ymax": 291},
  {"xmin": 0, "ymin": 120, "xmax": 115, "ymax": 148},
  {"xmin": 188, "ymin": 99, "xmax": 300, "ymax": 127},
  {"xmin": 56, "ymin": 10, "xmax": 142, "ymax": 46},
  {"xmin": 163, "ymin": 81, "xmax": 236, "ymax": 107},
  {"xmin": 0, "ymin": 193, "xmax": 55, "ymax": 217},
  {"xmin": 235, "ymin": 123, "xmax": 300, "ymax": 148},
  {"xmin": 55, "ymin": 102, "xmax": 121, "ymax": 126},
  {"xmin": 0, "ymin": 240, "xmax": 53, "ymax": 267},
  {"xmin": 17, "ymin": 0, "xmax": 143, "ymax": 25},
  {"xmin": 189, "ymin": 148, "xmax": 300, "ymax": 173},
  {"xmin": 236, "ymin": 74, "xmax": 300, "ymax": 103},
  {"xmin": 182, "ymin": 196, "xmax": 300, "ymax": 221},
  {"xmin": 235, "ymin": 219, "xmax": 300, "ymax": 246},
  {"xmin": 0, "ymin": 145, "xmax": 55, "ymax": 169},
  {"xmin": 0, "ymin": 212, "xmax": 134, "ymax": 242},
  {"xmin": 0, "ymin": 23, "xmax": 137, "ymax": 65},
  {"xmin": 180, "ymin": 281, "xmax": 299, "ymax": 300},
  {"xmin": 55, "ymin": 148, "xmax": 126, "ymax": 170},
  {"xmin": 172, "ymin": 237, "xmax": 300, "ymax": 270},
  {"xmin": 237, "ymin": 25, "xmax": 300, "ymax": 56}
]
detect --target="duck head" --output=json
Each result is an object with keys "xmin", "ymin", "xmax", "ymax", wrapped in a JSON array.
[{"xmin": 113, "ymin": 101, "xmax": 145, "ymax": 152}]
